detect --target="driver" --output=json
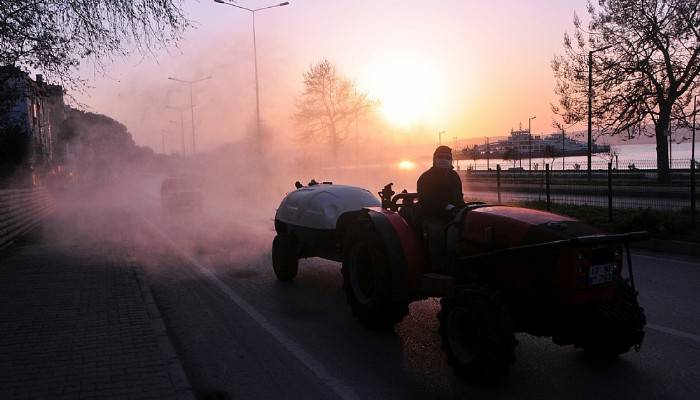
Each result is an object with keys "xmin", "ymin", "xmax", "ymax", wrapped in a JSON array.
[{"xmin": 417, "ymin": 145, "xmax": 465, "ymax": 220}]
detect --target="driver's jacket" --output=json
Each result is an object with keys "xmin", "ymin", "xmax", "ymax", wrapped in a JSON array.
[{"xmin": 417, "ymin": 166, "xmax": 465, "ymax": 219}]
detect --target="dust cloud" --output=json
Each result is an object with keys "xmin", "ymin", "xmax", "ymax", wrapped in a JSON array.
[{"xmin": 38, "ymin": 18, "xmax": 445, "ymax": 282}]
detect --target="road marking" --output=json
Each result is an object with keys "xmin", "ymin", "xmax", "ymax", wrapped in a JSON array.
[
  {"xmin": 633, "ymin": 253, "xmax": 700, "ymax": 267},
  {"xmin": 647, "ymin": 324, "xmax": 700, "ymax": 344},
  {"xmin": 141, "ymin": 218, "xmax": 358, "ymax": 400}
]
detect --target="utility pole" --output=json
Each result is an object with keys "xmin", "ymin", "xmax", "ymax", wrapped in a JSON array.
[
  {"xmin": 168, "ymin": 76, "xmax": 212, "ymax": 155},
  {"xmin": 438, "ymin": 130, "xmax": 445, "ymax": 145}
]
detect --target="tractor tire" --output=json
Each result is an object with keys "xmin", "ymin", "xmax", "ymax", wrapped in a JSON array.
[
  {"xmin": 342, "ymin": 215, "xmax": 409, "ymax": 330},
  {"xmin": 438, "ymin": 285, "xmax": 517, "ymax": 384},
  {"xmin": 580, "ymin": 281, "xmax": 646, "ymax": 360},
  {"xmin": 272, "ymin": 234, "xmax": 298, "ymax": 282}
]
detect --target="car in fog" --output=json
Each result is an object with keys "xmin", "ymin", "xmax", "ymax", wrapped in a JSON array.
[{"xmin": 160, "ymin": 176, "xmax": 203, "ymax": 214}]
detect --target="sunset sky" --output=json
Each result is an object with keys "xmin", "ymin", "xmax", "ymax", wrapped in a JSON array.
[{"xmin": 75, "ymin": 0, "xmax": 590, "ymax": 153}]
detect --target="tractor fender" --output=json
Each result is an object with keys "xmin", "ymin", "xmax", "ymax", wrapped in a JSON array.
[{"xmin": 339, "ymin": 208, "xmax": 426, "ymax": 301}]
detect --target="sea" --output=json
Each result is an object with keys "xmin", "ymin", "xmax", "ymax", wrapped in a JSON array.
[{"xmin": 454, "ymin": 142, "xmax": 697, "ymax": 171}]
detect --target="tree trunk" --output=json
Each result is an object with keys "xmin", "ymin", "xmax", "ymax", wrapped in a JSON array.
[
  {"xmin": 330, "ymin": 124, "xmax": 338, "ymax": 168},
  {"xmin": 655, "ymin": 110, "xmax": 671, "ymax": 183}
]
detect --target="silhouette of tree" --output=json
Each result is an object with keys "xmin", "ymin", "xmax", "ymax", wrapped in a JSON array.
[
  {"xmin": 544, "ymin": 144, "xmax": 558, "ymax": 166},
  {"xmin": 466, "ymin": 145, "xmax": 480, "ymax": 164},
  {"xmin": 0, "ymin": 1, "xmax": 189, "ymax": 89},
  {"xmin": 503, "ymin": 147, "xmax": 520, "ymax": 168},
  {"xmin": 293, "ymin": 59, "xmax": 376, "ymax": 163},
  {"xmin": 552, "ymin": 0, "xmax": 700, "ymax": 182}
]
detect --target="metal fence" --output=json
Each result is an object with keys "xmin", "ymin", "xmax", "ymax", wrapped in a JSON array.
[{"xmin": 459, "ymin": 159, "xmax": 698, "ymax": 220}]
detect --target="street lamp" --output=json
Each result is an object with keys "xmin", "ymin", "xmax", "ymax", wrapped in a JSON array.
[
  {"xmin": 214, "ymin": 0, "xmax": 290, "ymax": 156},
  {"xmin": 693, "ymin": 94, "xmax": 699, "ymax": 164},
  {"xmin": 166, "ymin": 105, "xmax": 188, "ymax": 155},
  {"xmin": 587, "ymin": 44, "xmax": 613, "ymax": 182},
  {"xmin": 438, "ymin": 130, "xmax": 446, "ymax": 145},
  {"xmin": 160, "ymin": 130, "xmax": 168, "ymax": 154},
  {"xmin": 692, "ymin": 93, "xmax": 699, "ymax": 227},
  {"xmin": 528, "ymin": 115, "xmax": 536, "ymax": 171},
  {"xmin": 168, "ymin": 76, "xmax": 212, "ymax": 154}
]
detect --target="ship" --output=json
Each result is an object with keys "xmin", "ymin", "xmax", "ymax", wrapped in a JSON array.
[{"xmin": 456, "ymin": 127, "xmax": 610, "ymax": 160}]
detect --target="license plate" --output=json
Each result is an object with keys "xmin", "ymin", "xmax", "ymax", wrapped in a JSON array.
[{"xmin": 588, "ymin": 263, "xmax": 615, "ymax": 285}]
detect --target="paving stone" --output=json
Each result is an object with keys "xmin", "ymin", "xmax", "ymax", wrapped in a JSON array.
[{"xmin": 0, "ymin": 212, "xmax": 192, "ymax": 400}]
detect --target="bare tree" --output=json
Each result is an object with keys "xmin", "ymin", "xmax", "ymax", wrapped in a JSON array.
[
  {"xmin": 0, "ymin": 0, "xmax": 190, "ymax": 89},
  {"xmin": 293, "ymin": 59, "xmax": 375, "ymax": 164},
  {"xmin": 552, "ymin": 0, "xmax": 700, "ymax": 182}
]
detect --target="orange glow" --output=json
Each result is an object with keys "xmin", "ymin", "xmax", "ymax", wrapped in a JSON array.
[
  {"xmin": 359, "ymin": 54, "xmax": 449, "ymax": 128},
  {"xmin": 398, "ymin": 160, "xmax": 416, "ymax": 170}
]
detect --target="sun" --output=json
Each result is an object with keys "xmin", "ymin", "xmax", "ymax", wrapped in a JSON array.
[
  {"xmin": 360, "ymin": 56, "xmax": 447, "ymax": 128},
  {"xmin": 397, "ymin": 160, "xmax": 416, "ymax": 170}
]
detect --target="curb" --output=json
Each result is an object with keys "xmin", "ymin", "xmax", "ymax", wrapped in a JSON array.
[
  {"xmin": 129, "ymin": 256, "xmax": 196, "ymax": 400},
  {"xmin": 631, "ymin": 239, "xmax": 700, "ymax": 259}
]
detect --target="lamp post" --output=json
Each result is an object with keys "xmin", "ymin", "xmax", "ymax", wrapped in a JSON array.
[
  {"xmin": 167, "ymin": 105, "xmax": 188, "ymax": 156},
  {"xmin": 168, "ymin": 76, "xmax": 211, "ymax": 154},
  {"xmin": 587, "ymin": 45, "xmax": 613, "ymax": 182},
  {"xmin": 562, "ymin": 128, "xmax": 566, "ymax": 171},
  {"xmin": 528, "ymin": 115, "xmax": 536, "ymax": 171},
  {"xmin": 693, "ymin": 94, "xmax": 698, "ymax": 165},
  {"xmin": 692, "ymin": 93, "xmax": 698, "ymax": 227},
  {"xmin": 438, "ymin": 130, "xmax": 446, "ymax": 145},
  {"xmin": 214, "ymin": 0, "xmax": 290, "ymax": 156}
]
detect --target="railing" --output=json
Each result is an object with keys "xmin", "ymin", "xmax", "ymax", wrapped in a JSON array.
[
  {"xmin": 459, "ymin": 160, "xmax": 698, "ymax": 217},
  {"xmin": 0, "ymin": 188, "xmax": 55, "ymax": 250}
]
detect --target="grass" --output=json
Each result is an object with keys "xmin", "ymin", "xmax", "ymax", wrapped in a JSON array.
[{"xmin": 518, "ymin": 201, "xmax": 700, "ymax": 243}]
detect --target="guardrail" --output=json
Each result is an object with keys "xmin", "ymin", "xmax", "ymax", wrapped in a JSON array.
[{"xmin": 0, "ymin": 188, "xmax": 55, "ymax": 250}]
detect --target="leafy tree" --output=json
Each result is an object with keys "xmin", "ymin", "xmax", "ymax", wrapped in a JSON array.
[
  {"xmin": 293, "ymin": 59, "xmax": 375, "ymax": 163},
  {"xmin": 552, "ymin": 0, "xmax": 700, "ymax": 182},
  {"xmin": 0, "ymin": 0, "xmax": 189, "ymax": 88}
]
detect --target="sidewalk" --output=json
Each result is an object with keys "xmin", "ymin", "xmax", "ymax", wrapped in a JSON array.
[{"xmin": 0, "ymin": 212, "xmax": 193, "ymax": 399}]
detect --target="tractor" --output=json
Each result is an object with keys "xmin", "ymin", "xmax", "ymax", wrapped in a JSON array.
[{"xmin": 272, "ymin": 181, "xmax": 647, "ymax": 383}]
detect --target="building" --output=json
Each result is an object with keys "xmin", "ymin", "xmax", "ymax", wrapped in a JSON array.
[{"xmin": 0, "ymin": 66, "xmax": 65, "ymax": 185}]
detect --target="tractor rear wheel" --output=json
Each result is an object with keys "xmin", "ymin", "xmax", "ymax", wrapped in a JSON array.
[
  {"xmin": 272, "ymin": 234, "xmax": 298, "ymax": 282},
  {"xmin": 580, "ymin": 281, "xmax": 646, "ymax": 360},
  {"xmin": 439, "ymin": 285, "xmax": 517, "ymax": 384},
  {"xmin": 342, "ymin": 215, "xmax": 409, "ymax": 330}
]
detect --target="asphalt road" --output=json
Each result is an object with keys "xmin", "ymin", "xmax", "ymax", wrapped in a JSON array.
[{"xmin": 123, "ymin": 208, "xmax": 700, "ymax": 400}]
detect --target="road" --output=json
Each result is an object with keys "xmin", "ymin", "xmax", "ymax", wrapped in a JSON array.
[{"xmin": 103, "ymin": 201, "xmax": 700, "ymax": 400}]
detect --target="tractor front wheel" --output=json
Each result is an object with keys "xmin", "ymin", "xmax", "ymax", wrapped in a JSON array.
[
  {"xmin": 342, "ymin": 215, "xmax": 409, "ymax": 330},
  {"xmin": 272, "ymin": 234, "xmax": 298, "ymax": 282},
  {"xmin": 439, "ymin": 285, "xmax": 517, "ymax": 384}
]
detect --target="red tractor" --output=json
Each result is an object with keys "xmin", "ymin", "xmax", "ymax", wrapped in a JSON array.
[{"xmin": 273, "ymin": 182, "xmax": 647, "ymax": 383}]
